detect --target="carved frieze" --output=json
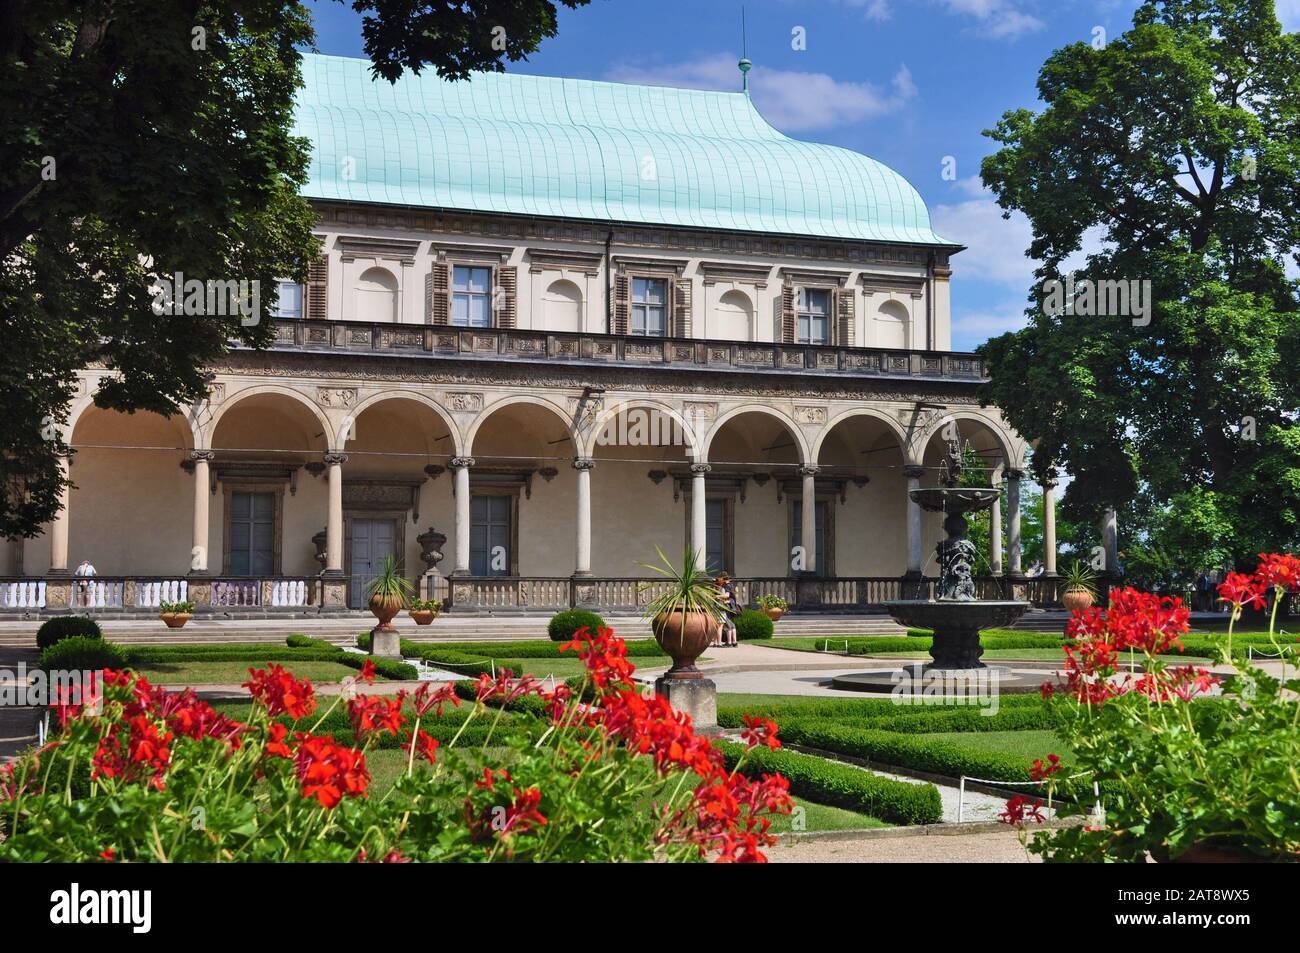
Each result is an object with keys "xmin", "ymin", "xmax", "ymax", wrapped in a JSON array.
[
  {"xmin": 444, "ymin": 392, "xmax": 484, "ymax": 413},
  {"xmin": 317, "ymin": 387, "xmax": 357, "ymax": 408},
  {"xmin": 793, "ymin": 406, "xmax": 827, "ymax": 425}
]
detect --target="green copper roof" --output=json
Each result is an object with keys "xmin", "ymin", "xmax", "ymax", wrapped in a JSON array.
[{"xmin": 294, "ymin": 53, "xmax": 953, "ymax": 246}]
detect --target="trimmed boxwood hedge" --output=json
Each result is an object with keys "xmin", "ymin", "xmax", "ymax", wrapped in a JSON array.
[
  {"xmin": 125, "ymin": 645, "xmax": 349, "ymax": 664},
  {"xmin": 717, "ymin": 740, "xmax": 941, "ymax": 826},
  {"xmin": 718, "ymin": 702, "xmax": 1056, "ymax": 735},
  {"xmin": 36, "ymin": 616, "xmax": 102, "ymax": 651},
  {"xmin": 547, "ymin": 609, "xmax": 607, "ymax": 642},
  {"xmin": 38, "ymin": 637, "xmax": 128, "ymax": 672},
  {"xmin": 734, "ymin": 608, "xmax": 774, "ymax": 641},
  {"xmin": 717, "ymin": 693, "xmax": 1045, "ymax": 725}
]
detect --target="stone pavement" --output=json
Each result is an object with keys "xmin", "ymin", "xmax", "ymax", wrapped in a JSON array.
[
  {"xmin": 0, "ymin": 646, "xmax": 39, "ymax": 763},
  {"xmin": 770, "ymin": 827, "xmax": 1045, "ymax": 863}
]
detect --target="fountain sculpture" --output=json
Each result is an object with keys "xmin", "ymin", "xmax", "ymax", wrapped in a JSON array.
[{"xmin": 832, "ymin": 438, "xmax": 1031, "ymax": 693}]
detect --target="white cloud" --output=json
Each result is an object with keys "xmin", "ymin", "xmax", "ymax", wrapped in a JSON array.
[
  {"xmin": 605, "ymin": 55, "xmax": 918, "ymax": 133},
  {"xmin": 841, "ymin": 0, "xmax": 893, "ymax": 20},
  {"xmin": 939, "ymin": 0, "xmax": 1045, "ymax": 39}
]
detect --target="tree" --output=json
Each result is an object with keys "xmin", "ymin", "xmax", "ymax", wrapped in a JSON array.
[
  {"xmin": 0, "ymin": 0, "xmax": 591, "ymax": 540},
  {"xmin": 977, "ymin": 0, "xmax": 1300, "ymax": 567}
]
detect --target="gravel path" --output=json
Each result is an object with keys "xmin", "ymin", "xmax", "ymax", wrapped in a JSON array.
[{"xmin": 770, "ymin": 829, "xmax": 1045, "ymax": 863}]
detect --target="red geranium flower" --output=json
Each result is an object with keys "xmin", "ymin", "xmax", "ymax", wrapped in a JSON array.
[
  {"xmin": 404, "ymin": 728, "xmax": 441, "ymax": 765},
  {"xmin": 243, "ymin": 664, "xmax": 317, "ymax": 720},
  {"xmin": 998, "ymin": 794, "xmax": 1046, "ymax": 826},
  {"xmin": 740, "ymin": 715, "xmax": 781, "ymax": 751},
  {"xmin": 1218, "ymin": 571, "xmax": 1267, "ymax": 612}
]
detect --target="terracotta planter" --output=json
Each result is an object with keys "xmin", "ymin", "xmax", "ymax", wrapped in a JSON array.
[
  {"xmin": 409, "ymin": 609, "xmax": 437, "ymax": 626},
  {"xmin": 652, "ymin": 610, "xmax": 719, "ymax": 679},
  {"xmin": 160, "ymin": 612, "xmax": 192, "ymax": 629},
  {"xmin": 369, "ymin": 593, "xmax": 404, "ymax": 630},
  {"xmin": 763, "ymin": 607, "xmax": 785, "ymax": 623},
  {"xmin": 1062, "ymin": 588, "xmax": 1095, "ymax": 613}
]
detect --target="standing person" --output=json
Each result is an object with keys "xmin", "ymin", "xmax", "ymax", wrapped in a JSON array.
[
  {"xmin": 715, "ymin": 573, "xmax": 740, "ymax": 648},
  {"xmin": 1195, "ymin": 570, "xmax": 1212, "ymax": 612},
  {"xmin": 73, "ymin": 558, "xmax": 97, "ymax": 609}
]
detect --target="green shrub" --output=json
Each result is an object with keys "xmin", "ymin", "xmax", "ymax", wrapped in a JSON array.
[
  {"xmin": 36, "ymin": 616, "xmax": 102, "ymax": 651},
  {"xmin": 734, "ymin": 609, "xmax": 774, "ymax": 641},
  {"xmin": 718, "ymin": 699, "xmax": 1055, "ymax": 735},
  {"xmin": 285, "ymin": 634, "xmax": 338, "ymax": 650},
  {"xmin": 125, "ymin": 645, "xmax": 345, "ymax": 664},
  {"xmin": 717, "ymin": 741, "xmax": 942, "ymax": 826},
  {"xmin": 38, "ymin": 637, "xmax": 128, "ymax": 672},
  {"xmin": 338, "ymin": 654, "xmax": 418, "ymax": 681},
  {"xmin": 718, "ymin": 693, "xmax": 1044, "ymax": 725},
  {"xmin": 547, "ymin": 609, "xmax": 607, "ymax": 642}
]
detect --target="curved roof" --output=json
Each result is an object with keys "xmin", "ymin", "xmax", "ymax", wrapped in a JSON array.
[{"xmin": 294, "ymin": 53, "xmax": 953, "ymax": 246}]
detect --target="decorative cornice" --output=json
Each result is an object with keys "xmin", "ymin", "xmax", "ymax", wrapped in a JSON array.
[
  {"xmin": 527, "ymin": 248, "xmax": 603, "ymax": 276},
  {"xmin": 337, "ymin": 236, "xmax": 420, "ymax": 264},
  {"xmin": 698, "ymin": 261, "xmax": 774, "ymax": 289}
]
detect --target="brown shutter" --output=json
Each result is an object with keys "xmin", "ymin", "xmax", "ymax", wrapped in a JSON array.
[
  {"xmin": 304, "ymin": 256, "xmax": 328, "ymax": 321},
  {"xmin": 781, "ymin": 281, "xmax": 796, "ymax": 343},
  {"xmin": 673, "ymin": 277, "xmax": 692, "ymax": 338},
  {"xmin": 837, "ymin": 286, "xmax": 855, "ymax": 347},
  {"xmin": 613, "ymin": 272, "xmax": 630, "ymax": 335},
  {"xmin": 494, "ymin": 265, "xmax": 517, "ymax": 329},
  {"xmin": 429, "ymin": 261, "xmax": 450, "ymax": 325}
]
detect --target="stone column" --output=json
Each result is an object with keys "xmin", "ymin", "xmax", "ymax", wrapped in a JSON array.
[
  {"xmin": 323, "ymin": 452, "xmax": 347, "ymax": 574},
  {"xmin": 690, "ymin": 462, "xmax": 710, "ymax": 569},
  {"xmin": 799, "ymin": 464, "xmax": 819, "ymax": 574},
  {"xmin": 190, "ymin": 450, "xmax": 214, "ymax": 574},
  {"xmin": 1101, "ymin": 508, "xmax": 1119, "ymax": 573},
  {"xmin": 1006, "ymin": 468, "xmax": 1024, "ymax": 579},
  {"xmin": 989, "ymin": 468, "xmax": 1004, "ymax": 576},
  {"xmin": 1042, "ymin": 475, "xmax": 1058, "ymax": 577},
  {"xmin": 48, "ymin": 455, "xmax": 71, "ymax": 575},
  {"xmin": 450, "ymin": 457, "xmax": 475, "ymax": 575},
  {"xmin": 573, "ymin": 457, "xmax": 594, "ymax": 577},
  {"xmin": 902, "ymin": 465, "xmax": 925, "ymax": 577}
]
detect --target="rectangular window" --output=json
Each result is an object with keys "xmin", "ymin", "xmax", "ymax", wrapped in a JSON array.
[
  {"xmin": 796, "ymin": 287, "xmax": 830, "ymax": 345},
  {"xmin": 452, "ymin": 265, "xmax": 493, "ymax": 328},
  {"xmin": 705, "ymin": 499, "xmax": 729, "ymax": 575},
  {"xmin": 229, "ymin": 492, "xmax": 275, "ymax": 576},
  {"xmin": 272, "ymin": 280, "xmax": 303, "ymax": 319},
  {"xmin": 631, "ymin": 277, "xmax": 667, "ymax": 336},
  {"xmin": 790, "ymin": 500, "xmax": 828, "ymax": 575},
  {"xmin": 470, "ymin": 494, "xmax": 512, "ymax": 576}
]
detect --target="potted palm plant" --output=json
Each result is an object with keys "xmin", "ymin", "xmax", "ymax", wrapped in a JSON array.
[
  {"xmin": 756, "ymin": 593, "xmax": 788, "ymax": 623},
  {"xmin": 1060, "ymin": 560, "xmax": 1098, "ymax": 612},
  {"xmin": 639, "ymin": 546, "xmax": 723, "ymax": 679},
  {"xmin": 366, "ymin": 556, "xmax": 413, "ymax": 658},
  {"xmin": 158, "ymin": 599, "xmax": 196, "ymax": 629}
]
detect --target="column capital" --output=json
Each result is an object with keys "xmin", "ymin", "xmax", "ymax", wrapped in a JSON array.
[
  {"xmin": 323, "ymin": 452, "xmax": 348, "ymax": 467},
  {"xmin": 1004, "ymin": 467, "xmax": 1026, "ymax": 481},
  {"xmin": 902, "ymin": 465, "xmax": 926, "ymax": 480},
  {"xmin": 572, "ymin": 457, "xmax": 596, "ymax": 471},
  {"xmin": 189, "ymin": 449, "xmax": 216, "ymax": 463},
  {"xmin": 797, "ymin": 464, "xmax": 820, "ymax": 477},
  {"xmin": 449, "ymin": 456, "xmax": 475, "ymax": 470},
  {"xmin": 1041, "ymin": 475, "xmax": 1058, "ymax": 490},
  {"xmin": 690, "ymin": 462, "xmax": 712, "ymax": 476}
]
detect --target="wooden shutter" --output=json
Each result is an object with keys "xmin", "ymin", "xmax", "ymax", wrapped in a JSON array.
[
  {"xmin": 494, "ymin": 265, "xmax": 518, "ymax": 329},
  {"xmin": 428, "ymin": 261, "xmax": 450, "ymax": 325},
  {"xmin": 613, "ymin": 272, "xmax": 630, "ymax": 335},
  {"xmin": 673, "ymin": 277, "xmax": 692, "ymax": 338},
  {"xmin": 781, "ymin": 281, "xmax": 796, "ymax": 343},
  {"xmin": 304, "ymin": 256, "xmax": 328, "ymax": 321},
  {"xmin": 837, "ymin": 286, "xmax": 855, "ymax": 347}
]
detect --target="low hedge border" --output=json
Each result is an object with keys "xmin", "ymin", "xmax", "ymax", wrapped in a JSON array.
[
  {"xmin": 355, "ymin": 633, "xmax": 666, "ymax": 660},
  {"xmin": 719, "ymin": 704, "xmax": 1056, "ymax": 736},
  {"xmin": 717, "ymin": 740, "xmax": 941, "ymax": 826},
  {"xmin": 123, "ymin": 639, "xmax": 419, "ymax": 681},
  {"xmin": 717, "ymin": 693, "xmax": 1045, "ymax": 725}
]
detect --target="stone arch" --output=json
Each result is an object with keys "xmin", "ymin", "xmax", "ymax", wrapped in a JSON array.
[
  {"xmin": 344, "ymin": 391, "xmax": 464, "ymax": 457},
  {"xmin": 702, "ymin": 404, "xmax": 809, "ymax": 464},
  {"xmin": 911, "ymin": 408, "xmax": 1019, "ymax": 474},
  {"xmin": 464, "ymin": 394, "xmax": 576, "ymax": 457},
  {"xmin": 207, "ymin": 385, "xmax": 333, "ymax": 452},
  {"xmin": 874, "ymin": 298, "xmax": 911, "ymax": 350},
  {"xmin": 64, "ymin": 388, "xmax": 204, "ymax": 451},
  {"xmin": 579, "ymin": 398, "xmax": 699, "ymax": 459},
  {"xmin": 811, "ymin": 407, "xmax": 909, "ymax": 462}
]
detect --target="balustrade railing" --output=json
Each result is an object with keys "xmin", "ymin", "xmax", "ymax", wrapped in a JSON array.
[{"xmin": 0, "ymin": 575, "xmax": 323, "ymax": 612}]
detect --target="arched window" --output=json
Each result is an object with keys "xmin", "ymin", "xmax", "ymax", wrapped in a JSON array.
[
  {"xmin": 874, "ymin": 299, "xmax": 910, "ymax": 349},
  {"xmin": 713, "ymin": 289, "xmax": 753, "ymax": 341},
  {"xmin": 542, "ymin": 279, "xmax": 583, "ymax": 332},
  {"xmin": 355, "ymin": 266, "xmax": 399, "ymax": 323}
]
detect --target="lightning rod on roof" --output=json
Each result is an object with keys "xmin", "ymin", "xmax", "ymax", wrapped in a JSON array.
[{"xmin": 738, "ymin": 6, "xmax": 752, "ymax": 95}]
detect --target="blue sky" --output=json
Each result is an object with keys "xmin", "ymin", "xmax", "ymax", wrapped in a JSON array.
[{"xmin": 308, "ymin": 0, "xmax": 1300, "ymax": 352}]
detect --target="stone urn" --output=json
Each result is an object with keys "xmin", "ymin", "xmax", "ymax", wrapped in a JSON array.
[
  {"xmin": 763, "ymin": 607, "xmax": 785, "ymax": 623},
  {"xmin": 409, "ymin": 607, "xmax": 438, "ymax": 626},
  {"xmin": 160, "ymin": 611, "xmax": 192, "ymax": 629},
  {"xmin": 652, "ymin": 610, "xmax": 719, "ymax": 679}
]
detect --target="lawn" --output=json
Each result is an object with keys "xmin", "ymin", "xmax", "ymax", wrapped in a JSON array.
[
  {"xmin": 134, "ymin": 659, "xmax": 366, "ymax": 685},
  {"xmin": 920, "ymin": 729, "xmax": 1070, "ymax": 762}
]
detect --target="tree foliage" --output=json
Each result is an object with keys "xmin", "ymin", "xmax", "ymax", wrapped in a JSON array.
[
  {"xmin": 977, "ymin": 0, "xmax": 1300, "ymax": 564},
  {"xmin": 0, "ymin": 0, "xmax": 590, "ymax": 540}
]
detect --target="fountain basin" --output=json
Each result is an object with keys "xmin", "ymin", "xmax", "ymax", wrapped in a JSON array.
[
  {"xmin": 908, "ymin": 487, "xmax": 1001, "ymax": 514},
  {"xmin": 883, "ymin": 599, "xmax": 1030, "ymax": 669}
]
